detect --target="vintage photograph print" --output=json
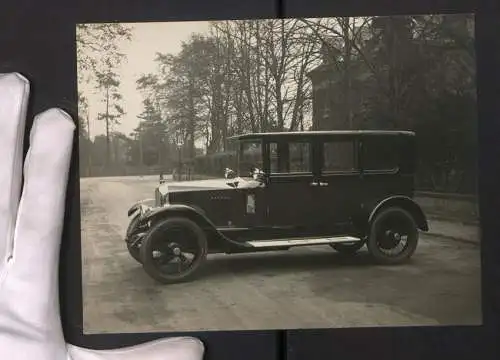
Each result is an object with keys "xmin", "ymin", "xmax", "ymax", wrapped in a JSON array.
[{"xmin": 77, "ymin": 14, "xmax": 481, "ymax": 334}]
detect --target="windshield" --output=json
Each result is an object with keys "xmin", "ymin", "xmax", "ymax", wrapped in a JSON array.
[{"xmin": 237, "ymin": 140, "xmax": 263, "ymax": 177}]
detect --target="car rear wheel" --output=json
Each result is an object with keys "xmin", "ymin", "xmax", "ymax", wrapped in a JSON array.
[
  {"xmin": 367, "ymin": 207, "xmax": 419, "ymax": 264},
  {"xmin": 126, "ymin": 214, "xmax": 142, "ymax": 263},
  {"xmin": 330, "ymin": 241, "xmax": 365, "ymax": 255},
  {"xmin": 139, "ymin": 217, "xmax": 208, "ymax": 284}
]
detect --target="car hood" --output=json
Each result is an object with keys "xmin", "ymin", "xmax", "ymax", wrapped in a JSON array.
[{"xmin": 157, "ymin": 177, "xmax": 263, "ymax": 195}]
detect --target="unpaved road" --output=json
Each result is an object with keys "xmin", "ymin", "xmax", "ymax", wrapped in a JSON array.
[{"xmin": 80, "ymin": 175, "xmax": 482, "ymax": 334}]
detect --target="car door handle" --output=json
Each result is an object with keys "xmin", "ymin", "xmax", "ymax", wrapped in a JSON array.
[{"xmin": 310, "ymin": 181, "xmax": 328, "ymax": 187}]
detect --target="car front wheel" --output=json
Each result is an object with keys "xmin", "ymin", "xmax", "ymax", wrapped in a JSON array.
[
  {"xmin": 139, "ymin": 217, "xmax": 208, "ymax": 284},
  {"xmin": 367, "ymin": 207, "xmax": 419, "ymax": 264}
]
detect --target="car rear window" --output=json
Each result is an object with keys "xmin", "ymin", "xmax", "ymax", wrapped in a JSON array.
[{"xmin": 362, "ymin": 137, "xmax": 399, "ymax": 171}]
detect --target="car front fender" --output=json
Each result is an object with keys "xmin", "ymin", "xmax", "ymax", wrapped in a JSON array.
[
  {"xmin": 140, "ymin": 204, "xmax": 252, "ymax": 252},
  {"xmin": 141, "ymin": 204, "xmax": 212, "ymax": 226},
  {"xmin": 127, "ymin": 203, "xmax": 141, "ymax": 217},
  {"xmin": 127, "ymin": 199, "xmax": 155, "ymax": 217}
]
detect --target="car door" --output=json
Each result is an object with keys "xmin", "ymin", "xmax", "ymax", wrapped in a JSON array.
[
  {"xmin": 314, "ymin": 137, "xmax": 362, "ymax": 230},
  {"xmin": 265, "ymin": 139, "xmax": 318, "ymax": 230}
]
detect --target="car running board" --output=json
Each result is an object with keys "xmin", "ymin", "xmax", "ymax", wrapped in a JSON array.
[{"xmin": 246, "ymin": 236, "xmax": 361, "ymax": 248}]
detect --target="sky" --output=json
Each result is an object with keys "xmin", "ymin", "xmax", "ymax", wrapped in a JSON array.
[{"xmin": 79, "ymin": 21, "xmax": 211, "ymax": 140}]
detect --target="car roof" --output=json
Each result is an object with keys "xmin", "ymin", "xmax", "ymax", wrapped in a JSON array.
[{"xmin": 229, "ymin": 130, "xmax": 415, "ymax": 141}]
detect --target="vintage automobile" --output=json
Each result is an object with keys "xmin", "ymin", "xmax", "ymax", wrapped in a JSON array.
[{"xmin": 125, "ymin": 130, "xmax": 429, "ymax": 284}]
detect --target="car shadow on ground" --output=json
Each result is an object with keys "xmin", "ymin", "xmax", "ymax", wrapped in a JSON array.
[
  {"xmin": 202, "ymin": 249, "xmax": 378, "ymax": 277},
  {"xmin": 121, "ymin": 247, "xmax": 481, "ymax": 326},
  {"xmin": 123, "ymin": 248, "xmax": 388, "ymax": 285}
]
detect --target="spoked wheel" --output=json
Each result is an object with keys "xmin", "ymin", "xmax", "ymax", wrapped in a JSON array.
[
  {"xmin": 126, "ymin": 214, "xmax": 142, "ymax": 263},
  {"xmin": 140, "ymin": 217, "xmax": 208, "ymax": 284},
  {"xmin": 330, "ymin": 241, "xmax": 365, "ymax": 255},
  {"xmin": 367, "ymin": 207, "xmax": 419, "ymax": 264}
]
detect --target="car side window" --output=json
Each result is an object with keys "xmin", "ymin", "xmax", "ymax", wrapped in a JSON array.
[
  {"xmin": 362, "ymin": 137, "xmax": 399, "ymax": 171},
  {"xmin": 239, "ymin": 141, "xmax": 263, "ymax": 176},
  {"xmin": 289, "ymin": 141, "xmax": 311, "ymax": 173},
  {"xmin": 323, "ymin": 140, "xmax": 356, "ymax": 172}
]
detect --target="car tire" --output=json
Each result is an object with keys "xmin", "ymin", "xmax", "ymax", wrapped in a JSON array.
[
  {"xmin": 126, "ymin": 214, "xmax": 142, "ymax": 263},
  {"xmin": 366, "ymin": 206, "xmax": 419, "ymax": 264},
  {"xmin": 330, "ymin": 242, "xmax": 365, "ymax": 255},
  {"xmin": 140, "ymin": 217, "xmax": 208, "ymax": 284}
]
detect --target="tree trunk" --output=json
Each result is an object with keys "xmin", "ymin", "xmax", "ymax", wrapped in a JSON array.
[
  {"xmin": 188, "ymin": 78, "xmax": 196, "ymax": 159},
  {"xmin": 342, "ymin": 17, "xmax": 353, "ymax": 129},
  {"xmin": 86, "ymin": 112, "xmax": 92, "ymax": 176},
  {"xmin": 105, "ymin": 86, "xmax": 110, "ymax": 165}
]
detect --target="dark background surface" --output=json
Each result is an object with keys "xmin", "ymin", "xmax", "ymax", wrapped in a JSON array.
[{"xmin": 0, "ymin": 0, "xmax": 499, "ymax": 359}]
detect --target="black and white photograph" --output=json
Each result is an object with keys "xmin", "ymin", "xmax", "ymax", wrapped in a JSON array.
[{"xmin": 77, "ymin": 14, "xmax": 481, "ymax": 334}]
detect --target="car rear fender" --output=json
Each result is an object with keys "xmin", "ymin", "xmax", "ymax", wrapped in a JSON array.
[
  {"xmin": 141, "ymin": 204, "xmax": 249, "ymax": 251},
  {"xmin": 368, "ymin": 196, "xmax": 429, "ymax": 232}
]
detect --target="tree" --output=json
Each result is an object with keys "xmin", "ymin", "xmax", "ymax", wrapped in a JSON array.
[
  {"xmin": 134, "ymin": 98, "xmax": 169, "ymax": 167},
  {"xmin": 210, "ymin": 19, "xmax": 320, "ymax": 134},
  {"xmin": 76, "ymin": 23, "xmax": 132, "ymax": 137},
  {"xmin": 298, "ymin": 17, "xmax": 374, "ymax": 129},
  {"xmin": 138, "ymin": 20, "xmax": 321, "ymax": 156},
  {"xmin": 91, "ymin": 135, "xmax": 108, "ymax": 167},
  {"xmin": 95, "ymin": 63, "xmax": 125, "ymax": 165},
  {"xmin": 78, "ymin": 93, "xmax": 93, "ymax": 176},
  {"xmin": 136, "ymin": 16, "xmax": 476, "ymax": 193},
  {"xmin": 76, "ymin": 23, "xmax": 132, "ymax": 83},
  {"xmin": 152, "ymin": 35, "xmax": 218, "ymax": 158}
]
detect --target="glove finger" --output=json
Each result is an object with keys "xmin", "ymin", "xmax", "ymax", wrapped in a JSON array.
[
  {"xmin": 67, "ymin": 337, "xmax": 205, "ymax": 360},
  {"xmin": 0, "ymin": 73, "xmax": 29, "ymax": 268},
  {"xmin": 9, "ymin": 108, "xmax": 74, "ymax": 318}
]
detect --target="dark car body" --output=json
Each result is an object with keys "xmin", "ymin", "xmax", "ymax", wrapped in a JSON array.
[{"xmin": 126, "ymin": 130, "xmax": 429, "ymax": 283}]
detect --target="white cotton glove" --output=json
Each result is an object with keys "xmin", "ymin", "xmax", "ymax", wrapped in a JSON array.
[{"xmin": 0, "ymin": 72, "xmax": 205, "ymax": 360}]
